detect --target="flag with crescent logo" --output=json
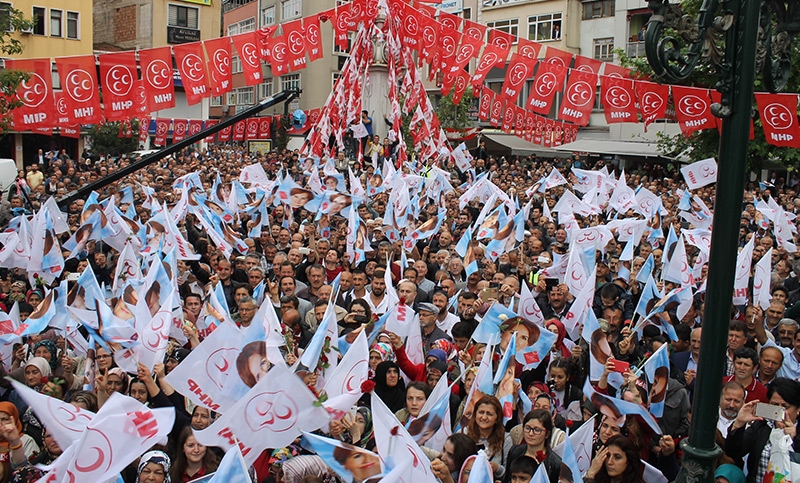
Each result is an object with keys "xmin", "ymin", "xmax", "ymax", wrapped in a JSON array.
[
  {"xmin": 672, "ymin": 85, "xmax": 715, "ymax": 135},
  {"xmin": 173, "ymin": 41, "xmax": 210, "ymax": 105},
  {"xmin": 231, "ymin": 32, "xmax": 263, "ymax": 85},
  {"xmin": 635, "ymin": 80, "xmax": 669, "ymax": 130},
  {"xmin": 55, "ymin": 55, "xmax": 102, "ymax": 124},
  {"xmin": 756, "ymin": 92, "xmax": 800, "ymax": 148},
  {"xmin": 527, "ymin": 60, "xmax": 567, "ymax": 115},
  {"xmin": 601, "ymin": 75, "xmax": 638, "ymax": 124},
  {"xmin": 99, "ymin": 51, "xmax": 138, "ymax": 120},
  {"xmin": 303, "ymin": 14, "xmax": 324, "ymax": 61},
  {"xmin": 204, "ymin": 37, "xmax": 234, "ymax": 96},
  {"xmin": 139, "ymin": 46, "xmax": 176, "ymax": 111},
  {"xmin": 558, "ymin": 69, "xmax": 598, "ymax": 126},
  {"xmin": 6, "ymin": 58, "xmax": 57, "ymax": 130}
]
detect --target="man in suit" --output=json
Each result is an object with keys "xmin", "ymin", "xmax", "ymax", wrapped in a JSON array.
[
  {"xmin": 34, "ymin": 149, "xmax": 48, "ymax": 170},
  {"xmin": 672, "ymin": 327, "xmax": 701, "ymax": 399}
]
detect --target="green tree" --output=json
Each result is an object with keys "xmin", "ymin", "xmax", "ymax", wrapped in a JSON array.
[
  {"xmin": 436, "ymin": 88, "xmax": 474, "ymax": 130},
  {"xmin": 0, "ymin": 7, "xmax": 37, "ymax": 134},
  {"xmin": 87, "ymin": 120, "xmax": 140, "ymax": 157}
]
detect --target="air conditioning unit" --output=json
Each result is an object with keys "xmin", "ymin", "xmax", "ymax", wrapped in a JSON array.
[{"xmin": 19, "ymin": 27, "xmax": 33, "ymax": 34}]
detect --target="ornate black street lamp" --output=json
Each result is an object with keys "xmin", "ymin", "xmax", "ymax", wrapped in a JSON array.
[{"xmin": 644, "ymin": 0, "xmax": 797, "ymax": 480}]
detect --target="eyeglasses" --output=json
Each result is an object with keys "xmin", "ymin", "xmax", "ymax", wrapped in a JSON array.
[{"xmin": 523, "ymin": 425, "xmax": 545, "ymax": 435}]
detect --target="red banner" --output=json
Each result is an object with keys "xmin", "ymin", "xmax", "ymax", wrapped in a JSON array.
[
  {"xmin": 172, "ymin": 119, "xmax": 188, "ymax": 142},
  {"xmin": 672, "ymin": 86, "xmax": 715, "ymax": 135},
  {"xmin": 307, "ymin": 108, "xmax": 321, "ymax": 126},
  {"xmin": 55, "ymin": 55, "xmax": 102, "ymax": 124},
  {"xmin": 488, "ymin": 29, "xmax": 514, "ymax": 52},
  {"xmin": 527, "ymin": 61, "xmax": 567, "ymax": 115},
  {"xmin": 635, "ymin": 81, "xmax": 669, "ymax": 129},
  {"xmin": 153, "ymin": 118, "xmax": 170, "ymax": 147},
  {"xmin": 463, "ymin": 19, "xmax": 486, "ymax": 41},
  {"xmin": 61, "ymin": 126, "xmax": 80, "ymax": 138},
  {"xmin": 282, "ymin": 18, "xmax": 308, "ymax": 71},
  {"xmin": 132, "ymin": 80, "xmax": 149, "ymax": 115},
  {"xmin": 452, "ymin": 72, "xmax": 469, "ymax": 104},
  {"xmin": 173, "ymin": 41, "xmax": 210, "ymax": 105},
  {"xmin": 327, "ymin": 6, "xmax": 350, "ymax": 52},
  {"xmin": 544, "ymin": 118, "xmax": 555, "ymax": 147},
  {"xmin": 514, "ymin": 106, "xmax": 525, "ymax": 137},
  {"xmin": 186, "ymin": 119, "xmax": 202, "ymax": 138},
  {"xmin": 471, "ymin": 44, "xmax": 508, "ymax": 89},
  {"xmin": 54, "ymin": 92, "xmax": 69, "ymax": 127},
  {"xmin": 501, "ymin": 54, "xmax": 537, "ymax": 102},
  {"xmin": 245, "ymin": 118, "xmax": 259, "ymax": 140},
  {"xmin": 534, "ymin": 116, "xmax": 544, "ymax": 145},
  {"xmin": 119, "ymin": 118, "xmax": 132, "ymax": 138},
  {"xmin": 601, "ymin": 76, "xmax": 638, "ymax": 124},
  {"xmin": 268, "ymin": 31, "xmax": 290, "ymax": 77},
  {"xmin": 258, "ymin": 117, "xmax": 271, "ymax": 138},
  {"xmin": 232, "ymin": 32, "xmax": 263, "ymax": 86},
  {"xmin": 489, "ymin": 97, "xmax": 503, "ymax": 127},
  {"xmin": 559, "ymin": 70, "xmax": 598, "ymax": 126},
  {"xmin": 450, "ymin": 35, "xmax": 483, "ymax": 74},
  {"xmin": 542, "ymin": 47, "xmax": 573, "ymax": 69},
  {"xmin": 304, "ymin": 14, "xmax": 324, "ymax": 62},
  {"xmin": 756, "ymin": 93, "xmax": 800, "ymax": 148},
  {"xmin": 517, "ymin": 38, "xmax": 542, "ymax": 60},
  {"xmin": 138, "ymin": 116, "xmax": 150, "ymax": 143},
  {"xmin": 256, "ymin": 26, "xmax": 277, "ymax": 60},
  {"xmin": 99, "ymin": 51, "xmax": 138, "ymax": 121},
  {"xmin": 523, "ymin": 111, "xmax": 534, "ymax": 142},
  {"xmin": 233, "ymin": 120, "xmax": 246, "ymax": 141},
  {"xmin": 603, "ymin": 63, "xmax": 633, "ymax": 79},
  {"xmin": 139, "ymin": 47, "xmax": 176, "ymax": 111},
  {"xmin": 419, "ymin": 14, "xmax": 439, "ymax": 65},
  {"xmin": 398, "ymin": 4, "xmax": 422, "ymax": 51},
  {"xmin": 204, "ymin": 119, "xmax": 220, "ymax": 143},
  {"xmin": 573, "ymin": 55, "xmax": 603, "ymax": 75},
  {"xmin": 204, "ymin": 37, "xmax": 233, "ymax": 97},
  {"xmin": 6, "ymin": 58, "xmax": 56, "ymax": 130},
  {"xmin": 438, "ymin": 25, "xmax": 462, "ymax": 73},
  {"xmin": 478, "ymin": 86, "xmax": 493, "ymax": 121},
  {"xmin": 553, "ymin": 122, "xmax": 564, "ymax": 146},
  {"xmin": 218, "ymin": 124, "xmax": 232, "ymax": 142}
]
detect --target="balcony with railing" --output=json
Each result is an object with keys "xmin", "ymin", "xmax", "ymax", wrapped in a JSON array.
[{"xmin": 626, "ymin": 41, "xmax": 646, "ymax": 57}]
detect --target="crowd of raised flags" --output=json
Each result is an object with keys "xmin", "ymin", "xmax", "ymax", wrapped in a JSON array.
[{"xmin": 2, "ymin": 143, "xmax": 800, "ymax": 483}]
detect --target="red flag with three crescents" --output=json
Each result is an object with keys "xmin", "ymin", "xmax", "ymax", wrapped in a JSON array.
[
  {"xmin": 282, "ymin": 18, "xmax": 307, "ymax": 72},
  {"xmin": 304, "ymin": 15, "xmax": 324, "ymax": 62},
  {"xmin": 258, "ymin": 117, "xmax": 271, "ymax": 138},
  {"xmin": 559, "ymin": 69, "xmax": 598, "ymax": 126},
  {"xmin": 7, "ymin": 58, "xmax": 56, "ymax": 130},
  {"xmin": 635, "ymin": 80, "xmax": 669, "ymax": 129},
  {"xmin": 204, "ymin": 37, "xmax": 233, "ymax": 97},
  {"xmin": 138, "ymin": 116, "xmax": 150, "ymax": 143},
  {"xmin": 233, "ymin": 120, "xmax": 246, "ymax": 141},
  {"xmin": 756, "ymin": 92, "xmax": 800, "ymax": 148},
  {"xmin": 139, "ymin": 47, "xmax": 175, "ymax": 111},
  {"xmin": 601, "ymin": 75, "xmax": 638, "ymax": 124},
  {"xmin": 204, "ymin": 119, "xmax": 220, "ymax": 143},
  {"xmin": 153, "ymin": 118, "xmax": 170, "ymax": 147},
  {"xmin": 501, "ymin": 54, "xmax": 537, "ymax": 102},
  {"xmin": 218, "ymin": 123, "xmax": 232, "ymax": 142},
  {"xmin": 489, "ymin": 97, "xmax": 504, "ymax": 127},
  {"xmin": 55, "ymin": 55, "xmax": 103, "ymax": 124},
  {"xmin": 268, "ymin": 31, "xmax": 290, "ymax": 78},
  {"xmin": 173, "ymin": 41, "xmax": 210, "ymax": 105},
  {"xmin": 99, "ymin": 51, "xmax": 138, "ymax": 121},
  {"xmin": 246, "ymin": 118, "xmax": 259, "ymax": 140},
  {"xmin": 188, "ymin": 120, "xmax": 204, "ymax": 137},
  {"xmin": 672, "ymin": 86, "xmax": 715, "ymax": 135},
  {"xmin": 527, "ymin": 61, "xmax": 567, "ymax": 115},
  {"xmin": 471, "ymin": 44, "xmax": 508, "ymax": 89},
  {"xmin": 172, "ymin": 119, "xmax": 188, "ymax": 142},
  {"xmin": 478, "ymin": 86, "xmax": 493, "ymax": 121},
  {"xmin": 232, "ymin": 32, "xmax": 263, "ymax": 86}
]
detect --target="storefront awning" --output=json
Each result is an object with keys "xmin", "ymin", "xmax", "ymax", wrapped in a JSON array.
[
  {"xmin": 552, "ymin": 138, "xmax": 664, "ymax": 157},
  {"xmin": 481, "ymin": 133, "xmax": 572, "ymax": 157}
]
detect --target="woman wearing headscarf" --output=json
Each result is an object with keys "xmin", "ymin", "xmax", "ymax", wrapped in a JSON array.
[
  {"xmin": 369, "ymin": 361, "xmax": 406, "ymax": 413},
  {"xmin": 340, "ymin": 407, "xmax": 376, "ymax": 451},
  {"xmin": 0, "ymin": 401, "xmax": 39, "ymax": 470},
  {"xmin": 136, "ymin": 450, "xmax": 171, "ymax": 483}
]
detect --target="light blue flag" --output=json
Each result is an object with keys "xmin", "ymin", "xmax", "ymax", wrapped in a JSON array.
[
  {"xmin": 634, "ymin": 274, "xmax": 662, "ymax": 319},
  {"xmin": 643, "ymin": 343, "xmax": 670, "ymax": 418},
  {"xmin": 516, "ymin": 328, "xmax": 557, "ymax": 368},
  {"xmin": 664, "ymin": 225, "xmax": 678, "ymax": 259},
  {"xmin": 495, "ymin": 334, "xmax": 517, "ymax": 424},
  {"xmin": 678, "ymin": 188, "xmax": 692, "ymax": 211},
  {"xmin": 583, "ymin": 380, "xmax": 663, "ymax": 435},
  {"xmin": 467, "ymin": 451, "xmax": 495, "ymax": 483},
  {"xmin": 620, "ymin": 239, "xmax": 634, "ymax": 261},
  {"xmin": 530, "ymin": 463, "xmax": 550, "ymax": 483},
  {"xmin": 118, "ymin": 185, "xmax": 134, "ymax": 205},
  {"xmin": 208, "ymin": 446, "xmax": 251, "ymax": 483},
  {"xmin": 302, "ymin": 432, "xmax": 383, "ymax": 483},
  {"xmin": 561, "ymin": 431, "xmax": 585, "ymax": 483},
  {"xmin": 638, "ymin": 254, "xmax": 655, "ymax": 284},
  {"xmin": 472, "ymin": 303, "xmax": 518, "ymax": 344},
  {"xmin": 643, "ymin": 286, "xmax": 690, "ymax": 341},
  {"xmin": 252, "ymin": 281, "xmax": 265, "ymax": 307}
]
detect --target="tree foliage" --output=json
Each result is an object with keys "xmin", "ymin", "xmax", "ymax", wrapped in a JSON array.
[
  {"xmin": 436, "ymin": 88, "xmax": 474, "ymax": 130},
  {"xmin": 0, "ymin": 7, "xmax": 37, "ymax": 135},
  {"xmin": 87, "ymin": 120, "xmax": 140, "ymax": 157}
]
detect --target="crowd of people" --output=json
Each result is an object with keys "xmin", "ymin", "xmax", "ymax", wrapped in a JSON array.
[{"xmin": 0, "ymin": 138, "xmax": 798, "ymax": 483}]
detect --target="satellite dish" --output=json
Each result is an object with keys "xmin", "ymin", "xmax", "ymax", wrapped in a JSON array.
[{"xmin": 292, "ymin": 109, "xmax": 307, "ymax": 129}]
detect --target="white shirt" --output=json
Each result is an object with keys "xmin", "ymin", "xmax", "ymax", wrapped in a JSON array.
[
  {"xmin": 717, "ymin": 409, "xmax": 735, "ymax": 437},
  {"xmin": 437, "ymin": 312, "xmax": 460, "ymax": 336},
  {"xmin": 764, "ymin": 338, "xmax": 800, "ymax": 381}
]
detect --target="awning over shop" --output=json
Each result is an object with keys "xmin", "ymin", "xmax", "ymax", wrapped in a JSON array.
[
  {"xmin": 481, "ymin": 133, "xmax": 572, "ymax": 158},
  {"xmin": 553, "ymin": 139, "xmax": 664, "ymax": 157}
]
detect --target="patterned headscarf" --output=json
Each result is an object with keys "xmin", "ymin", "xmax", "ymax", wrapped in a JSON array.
[
  {"xmin": 369, "ymin": 342, "xmax": 395, "ymax": 363},
  {"xmin": 136, "ymin": 451, "xmax": 172, "ymax": 483},
  {"xmin": 33, "ymin": 340, "xmax": 58, "ymax": 372}
]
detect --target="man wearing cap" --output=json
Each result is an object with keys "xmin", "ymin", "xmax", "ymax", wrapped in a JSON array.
[
  {"xmin": 165, "ymin": 347, "xmax": 191, "ymax": 374},
  {"xmin": 419, "ymin": 302, "xmax": 451, "ymax": 354}
]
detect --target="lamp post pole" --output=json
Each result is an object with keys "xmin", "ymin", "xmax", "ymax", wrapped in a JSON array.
[{"xmin": 644, "ymin": 0, "xmax": 767, "ymax": 479}]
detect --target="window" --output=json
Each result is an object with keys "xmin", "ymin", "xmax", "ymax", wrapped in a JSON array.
[
  {"xmin": 332, "ymin": 72, "xmax": 340, "ymax": 89},
  {"xmin": 281, "ymin": 73, "xmax": 300, "ymax": 91},
  {"xmin": 281, "ymin": 0, "xmax": 301, "ymax": 20},
  {"xmin": 211, "ymin": 96, "xmax": 223, "ymax": 107},
  {"xmin": 66, "ymin": 11, "xmax": 78, "ymax": 39},
  {"xmin": 258, "ymin": 79, "xmax": 273, "ymax": 100},
  {"xmin": 594, "ymin": 38, "xmax": 614, "ymax": 61},
  {"xmin": 0, "ymin": 3, "xmax": 11, "ymax": 32},
  {"xmin": 51, "ymin": 63, "xmax": 59, "ymax": 89},
  {"xmin": 462, "ymin": 8, "xmax": 472, "ymax": 20},
  {"xmin": 486, "ymin": 19, "xmax": 518, "ymax": 40},
  {"xmin": 168, "ymin": 4, "xmax": 198, "ymax": 29},
  {"xmin": 50, "ymin": 9, "xmax": 61, "ymax": 37},
  {"xmin": 333, "ymin": 31, "xmax": 353, "ymax": 55},
  {"xmin": 231, "ymin": 55, "xmax": 242, "ymax": 74},
  {"xmin": 528, "ymin": 13, "xmax": 562, "ymax": 41},
  {"xmin": 32, "ymin": 7, "xmax": 45, "ymax": 35},
  {"xmin": 227, "ymin": 17, "xmax": 255, "ymax": 35},
  {"xmin": 583, "ymin": 0, "xmax": 615, "ymax": 19},
  {"xmin": 236, "ymin": 87, "xmax": 254, "ymax": 105},
  {"xmin": 260, "ymin": 5, "xmax": 275, "ymax": 27}
]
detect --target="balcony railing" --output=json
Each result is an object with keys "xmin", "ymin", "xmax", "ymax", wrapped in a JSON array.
[{"xmin": 626, "ymin": 41, "xmax": 646, "ymax": 57}]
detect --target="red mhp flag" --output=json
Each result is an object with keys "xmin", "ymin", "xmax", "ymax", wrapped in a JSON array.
[
  {"xmin": 438, "ymin": 25, "xmax": 462, "ymax": 72},
  {"xmin": 256, "ymin": 26, "xmax": 277, "ymax": 60},
  {"xmin": 420, "ymin": 14, "xmax": 439, "ymax": 64},
  {"xmin": 139, "ymin": 47, "xmax": 175, "ymax": 111},
  {"xmin": 55, "ymin": 55, "xmax": 102, "ymax": 124},
  {"xmin": 488, "ymin": 29, "xmax": 514, "ymax": 51},
  {"xmin": 258, "ymin": 117, "xmax": 271, "ymax": 138},
  {"xmin": 501, "ymin": 54, "xmax": 537, "ymax": 102},
  {"xmin": 99, "ymin": 51, "xmax": 138, "ymax": 121},
  {"xmin": 173, "ymin": 41, "xmax": 210, "ymax": 105},
  {"xmin": 543, "ymin": 47, "xmax": 573, "ymax": 69},
  {"xmin": 327, "ymin": 6, "xmax": 350, "ymax": 51},
  {"xmin": 471, "ymin": 44, "xmax": 508, "ymax": 89},
  {"xmin": 304, "ymin": 15, "xmax": 324, "ymax": 62},
  {"xmin": 6, "ymin": 58, "xmax": 56, "ymax": 130},
  {"xmin": 489, "ymin": 97, "xmax": 504, "ymax": 127},
  {"xmin": 138, "ymin": 116, "xmax": 150, "ymax": 143},
  {"xmin": 345, "ymin": 0, "xmax": 362, "ymax": 31},
  {"xmin": 601, "ymin": 75, "xmax": 638, "ymax": 124},
  {"xmin": 61, "ymin": 125, "xmax": 80, "ymax": 138},
  {"xmin": 153, "ymin": 118, "xmax": 170, "ymax": 147},
  {"xmin": 603, "ymin": 63, "xmax": 633, "ymax": 78},
  {"xmin": 132, "ymin": 80, "xmax": 149, "ymax": 115},
  {"xmin": 672, "ymin": 86, "xmax": 715, "ymax": 135},
  {"xmin": 218, "ymin": 123, "xmax": 232, "ymax": 142},
  {"xmin": 573, "ymin": 55, "xmax": 603, "ymax": 75},
  {"xmin": 246, "ymin": 118, "xmax": 259, "ymax": 140},
  {"xmin": 440, "ymin": 71, "xmax": 457, "ymax": 96},
  {"xmin": 635, "ymin": 80, "xmax": 669, "ymax": 129},
  {"xmin": 514, "ymin": 106, "xmax": 526, "ymax": 137},
  {"xmin": 463, "ymin": 19, "xmax": 487, "ymax": 41},
  {"xmin": 527, "ymin": 61, "xmax": 567, "ymax": 115},
  {"xmin": 553, "ymin": 122, "xmax": 564, "ymax": 146},
  {"xmin": 544, "ymin": 118, "xmax": 555, "ymax": 147},
  {"xmin": 478, "ymin": 86, "xmax": 493, "ymax": 121},
  {"xmin": 517, "ymin": 38, "xmax": 542, "ymax": 60},
  {"xmin": 282, "ymin": 19, "xmax": 307, "ymax": 71},
  {"xmin": 232, "ymin": 32, "xmax": 262, "ymax": 85},
  {"xmin": 450, "ymin": 35, "xmax": 483, "ymax": 74},
  {"xmin": 307, "ymin": 108, "xmax": 321, "ymax": 126},
  {"xmin": 54, "ymin": 92, "xmax": 69, "ymax": 127},
  {"xmin": 756, "ymin": 93, "xmax": 800, "ymax": 148},
  {"xmin": 204, "ymin": 119, "xmax": 220, "ymax": 142},
  {"xmin": 204, "ymin": 37, "xmax": 233, "ymax": 96},
  {"xmin": 452, "ymin": 71, "xmax": 469, "ymax": 104},
  {"xmin": 565, "ymin": 124, "xmax": 579, "ymax": 143},
  {"xmin": 188, "ymin": 120, "xmax": 203, "ymax": 137},
  {"xmin": 233, "ymin": 120, "xmax": 246, "ymax": 141},
  {"xmin": 533, "ymin": 116, "xmax": 545, "ymax": 144},
  {"xmin": 439, "ymin": 10, "xmax": 463, "ymax": 31},
  {"xmin": 398, "ymin": 4, "xmax": 423, "ymax": 51},
  {"xmin": 523, "ymin": 111, "xmax": 535, "ymax": 142},
  {"xmin": 559, "ymin": 70, "xmax": 598, "ymax": 126},
  {"xmin": 172, "ymin": 119, "xmax": 188, "ymax": 142},
  {"xmin": 268, "ymin": 31, "xmax": 290, "ymax": 77},
  {"xmin": 119, "ymin": 118, "xmax": 131, "ymax": 139}
]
